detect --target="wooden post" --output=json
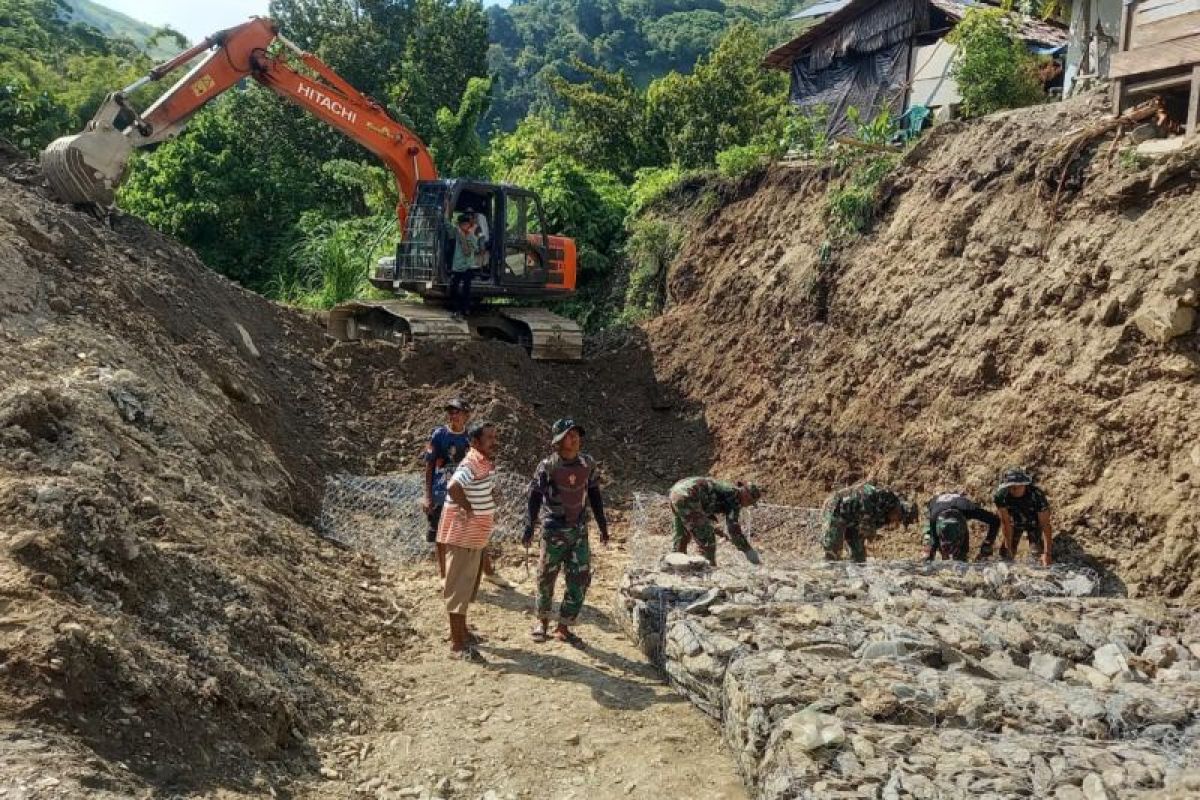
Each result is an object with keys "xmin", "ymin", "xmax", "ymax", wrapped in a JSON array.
[
  {"xmin": 1112, "ymin": 0, "xmax": 1134, "ymax": 114},
  {"xmin": 1189, "ymin": 64, "xmax": 1200, "ymax": 137}
]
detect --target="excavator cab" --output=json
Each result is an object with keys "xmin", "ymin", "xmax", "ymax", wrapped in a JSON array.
[
  {"xmin": 333, "ymin": 179, "xmax": 583, "ymax": 360},
  {"xmin": 372, "ymin": 180, "xmax": 575, "ymax": 301}
]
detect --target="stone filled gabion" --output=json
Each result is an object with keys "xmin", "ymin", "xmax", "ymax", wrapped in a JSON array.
[{"xmin": 614, "ymin": 557, "xmax": 1200, "ymax": 799}]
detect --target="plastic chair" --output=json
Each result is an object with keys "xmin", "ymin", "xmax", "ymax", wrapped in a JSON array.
[{"xmin": 891, "ymin": 105, "xmax": 931, "ymax": 144}]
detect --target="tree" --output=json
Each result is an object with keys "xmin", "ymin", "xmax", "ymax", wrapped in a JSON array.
[
  {"xmin": 390, "ymin": 0, "xmax": 489, "ymax": 139},
  {"xmin": 0, "ymin": 0, "xmax": 158, "ymax": 153},
  {"xmin": 269, "ymin": 0, "xmax": 398, "ymax": 101},
  {"xmin": 646, "ymin": 22, "xmax": 788, "ymax": 168},
  {"xmin": 947, "ymin": 8, "xmax": 1044, "ymax": 118},
  {"xmin": 484, "ymin": 111, "xmax": 573, "ymax": 183},
  {"xmin": 546, "ymin": 58, "xmax": 663, "ymax": 181},
  {"xmin": 118, "ymin": 86, "xmax": 357, "ymax": 290},
  {"xmin": 430, "ymin": 76, "xmax": 491, "ymax": 178}
]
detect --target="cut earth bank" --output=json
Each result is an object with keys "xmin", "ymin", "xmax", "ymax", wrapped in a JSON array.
[{"xmin": 1, "ymin": 86, "xmax": 1198, "ymax": 798}]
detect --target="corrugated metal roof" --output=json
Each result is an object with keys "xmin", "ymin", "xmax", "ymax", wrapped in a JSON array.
[
  {"xmin": 764, "ymin": 0, "xmax": 1068, "ymax": 70},
  {"xmin": 791, "ymin": 0, "xmax": 852, "ymax": 20},
  {"xmin": 765, "ymin": 0, "xmax": 891, "ymax": 69},
  {"xmin": 929, "ymin": 0, "xmax": 1068, "ymax": 47}
]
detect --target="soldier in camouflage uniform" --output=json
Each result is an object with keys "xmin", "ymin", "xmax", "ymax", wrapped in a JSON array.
[
  {"xmin": 524, "ymin": 419, "xmax": 609, "ymax": 646},
  {"xmin": 993, "ymin": 467, "xmax": 1053, "ymax": 566},
  {"xmin": 667, "ymin": 477, "xmax": 764, "ymax": 566},
  {"xmin": 922, "ymin": 491, "xmax": 1000, "ymax": 562},
  {"xmin": 821, "ymin": 482, "xmax": 916, "ymax": 562}
]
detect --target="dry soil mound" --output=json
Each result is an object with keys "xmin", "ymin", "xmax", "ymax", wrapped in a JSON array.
[{"xmin": 0, "ymin": 154, "xmax": 707, "ymax": 795}]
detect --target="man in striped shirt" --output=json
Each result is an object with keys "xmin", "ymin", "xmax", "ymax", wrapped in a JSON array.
[{"xmin": 436, "ymin": 421, "xmax": 499, "ymax": 662}]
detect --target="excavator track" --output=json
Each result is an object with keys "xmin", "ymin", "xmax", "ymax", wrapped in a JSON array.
[
  {"xmin": 492, "ymin": 307, "xmax": 583, "ymax": 362},
  {"xmin": 328, "ymin": 301, "xmax": 583, "ymax": 362}
]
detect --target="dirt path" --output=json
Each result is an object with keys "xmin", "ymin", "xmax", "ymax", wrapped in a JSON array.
[{"xmin": 297, "ymin": 539, "xmax": 747, "ymax": 800}]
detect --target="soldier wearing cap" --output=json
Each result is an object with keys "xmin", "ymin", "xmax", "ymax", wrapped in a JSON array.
[
  {"xmin": 993, "ymin": 467, "xmax": 1053, "ymax": 566},
  {"xmin": 423, "ymin": 397, "xmax": 511, "ymax": 587},
  {"xmin": 821, "ymin": 482, "xmax": 916, "ymax": 563},
  {"xmin": 921, "ymin": 491, "xmax": 1000, "ymax": 562},
  {"xmin": 667, "ymin": 477, "xmax": 764, "ymax": 566},
  {"xmin": 524, "ymin": 418, "xmax": 609, "ymax": 646}
]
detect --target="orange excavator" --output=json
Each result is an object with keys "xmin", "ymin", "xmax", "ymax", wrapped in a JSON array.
[{"xmin": 41, "ymin": 17, "xmax": 582, "ymax": 360}]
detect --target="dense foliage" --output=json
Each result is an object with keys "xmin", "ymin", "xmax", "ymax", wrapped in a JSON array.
[
  {"xmin": 0, "ymin": 0, "xmax": 178, "ymax": 152},
  {"xmin": 947, "ymin": 7, "xmax": 1044, "ymax": 118},
  {"xmin": 485, "ymin": 0, "xmax": 803, "ymax": 132},
  {"xmin": 487, "ymin": 21, "xmax": 789, "ymax": 327}
]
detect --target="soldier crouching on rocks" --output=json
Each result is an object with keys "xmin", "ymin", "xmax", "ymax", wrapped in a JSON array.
[
  {"xmin": 992, "ymin": 467, "xmax": 1054, "ymax": 567},
  {"xmin": 922, "ymin": 491, "xmax": 1000, "ymax": 561},
  {"xmin": 821, "ymin": 482, "xmax": 916, "ymax": 563},
  {"xmin": 667, "ymin": 477, "xmax": 764, "ymax": 566}
]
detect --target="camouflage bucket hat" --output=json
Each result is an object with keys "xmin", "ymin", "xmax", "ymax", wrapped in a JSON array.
[
  {"xmin": 551, "ymin": 418, "xmax": 585, "ymax": 444},
  {"xmin": 445, "ymin": 397, "xmax": 472, "ymax": 412},
  {"xmin": 997, "ymin": 467, "xmax": 1033, "ymax": 490}
]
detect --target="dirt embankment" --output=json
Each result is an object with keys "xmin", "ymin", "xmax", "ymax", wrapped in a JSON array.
[
  {"xmin": 645, "ymin": 92, "xmax": 1199, "ymax": 599},
  {"xmin": 0, "ymin": 147, "xmax": 710, "ymax": 797}
]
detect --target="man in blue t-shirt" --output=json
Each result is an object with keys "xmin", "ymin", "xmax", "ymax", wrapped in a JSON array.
[{"xmin": 422, "ymin": 397, "xmax": 511, "ymax": 587}]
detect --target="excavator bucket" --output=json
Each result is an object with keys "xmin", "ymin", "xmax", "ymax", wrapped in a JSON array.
[{"xmin": 40, "ymin": 97, "xmax": 134, "ymax": 206}]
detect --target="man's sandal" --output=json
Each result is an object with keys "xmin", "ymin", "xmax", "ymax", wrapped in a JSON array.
[{"xmin": 554, "ymin": 628, "xmax": 586, "ymax": 648}]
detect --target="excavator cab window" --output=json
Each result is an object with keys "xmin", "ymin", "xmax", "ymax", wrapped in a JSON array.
[
  {"xmin": 396, "ymin": 184, "xmax": 448, "ymax": 284},
  {"xmin": 502, "ymin": 189, "xmax": 549, "ymax": 285}
]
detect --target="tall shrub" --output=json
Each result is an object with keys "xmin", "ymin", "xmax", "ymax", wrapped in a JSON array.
[{"xmin": 947, "ymin": 8, "xmax": 1044, "ymax": 118}]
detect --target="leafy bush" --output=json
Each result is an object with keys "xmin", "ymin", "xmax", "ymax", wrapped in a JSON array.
[
  {"xmin": 716, "ymin": 143, "xmax": 770, "ymax": 180},
  {"xmin": 847, "ymin": 106, "xmax": 900, "ymax": 146},
  {"xmin": 619, "ymin": 216, "xmax": 683, "ymax": 323},
  {"xmin": 784, "ymin": 107, "xmax": 829, "ymax": 156},
  {"xmin": 947, "ymin": 8, "xmax": 1044, "ymax": 118},
  {"xmin": 276, "ymin": 214, "xmax": 395, "ymax": 310},
  {"xmin": 629, "ymin": 166, "xmax": 685, "ymax": 216},
  {"xmin": 825, "ymin": 154, "xmax": 898, "ymax": 238},
  {"xmin": 523, "ymin": 157, "xmax": 631, "ymax": 280}
]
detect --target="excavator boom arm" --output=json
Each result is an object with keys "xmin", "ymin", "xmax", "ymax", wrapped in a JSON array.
[{"xmin": 41, "ymin": 17, "xmax": 436, "ymax": 226}]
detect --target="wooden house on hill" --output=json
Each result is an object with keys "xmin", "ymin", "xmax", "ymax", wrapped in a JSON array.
[{"xmin": 763, "ymin": 0, "xmax": 1068, "ymax": 135}]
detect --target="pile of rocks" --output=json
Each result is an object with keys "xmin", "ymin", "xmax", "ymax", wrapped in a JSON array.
[{"xmin": 614, "ymin": 556, "xmax": 1200, "ymax": 798}]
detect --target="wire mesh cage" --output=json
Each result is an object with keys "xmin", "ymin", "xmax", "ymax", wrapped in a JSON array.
[{"xmin": 318, "ymin": 471, "xmax": 530, "ymax": 561}]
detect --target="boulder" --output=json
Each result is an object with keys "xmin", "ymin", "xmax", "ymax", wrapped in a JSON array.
[
  {"xmin": 1030, "ymin": 652, "xmax": 1069, "ymax": 681},
  {"xmin": 1132, "ymin": 294, "xmax": 1196, "ymax": 343}
]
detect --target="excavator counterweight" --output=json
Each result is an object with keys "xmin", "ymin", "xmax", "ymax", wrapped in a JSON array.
[{"xmin": 39, "ymin": 16, "xmax": 582, "ymax": 362}]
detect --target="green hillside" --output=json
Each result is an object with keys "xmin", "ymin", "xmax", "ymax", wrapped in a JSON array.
[
  {"xmin": 485, "ymin": 0, "xmax": 806, "ymax": 132},
  {"xmin": 64, "ymin": 0, "xmax": 183, "ymax": 59}
]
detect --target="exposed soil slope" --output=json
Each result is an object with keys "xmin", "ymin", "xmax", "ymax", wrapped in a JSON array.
[
  {"xmin": 0, "ymin": 149, "xmax": 713, "ymax": 797},
  {"xmin": 646, "ymin": 92, "xmax": 1199, "ymax": 599}
]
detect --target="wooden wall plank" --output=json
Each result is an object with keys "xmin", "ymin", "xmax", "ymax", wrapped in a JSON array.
[
  {"xmin": 1136, "ymin": 0, "xmax": 1200, "ymax": 24},
  {"xmin": 1114, "ymin": 0, "xmax": 1133, "ymax": 113},
  {"xmin": 1138, "ymin": 0, "xmax": 1182, "ymax": 12},
  {"xmin": 1111, "ymin": 34, "xmax": 1200, "ymax": 77},
  {"xmin": 1131, "ymin": 9, "xmax": 1200, "ymax": 47}
]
